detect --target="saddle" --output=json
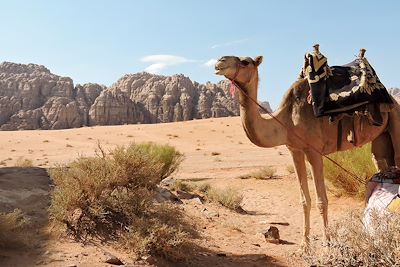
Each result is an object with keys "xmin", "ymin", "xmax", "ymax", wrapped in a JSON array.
[
  {"xmin": 299, "ymin": 45, "xmax": 394, "ymax": 147},
  {"xmin": 299, "ymin": 45, "xmax": 393, "ymax": 118}
]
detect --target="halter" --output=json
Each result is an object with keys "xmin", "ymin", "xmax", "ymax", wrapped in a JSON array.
[{"xmin": 229, "ymin": 63, "xmax": 246, "ymax": 97}]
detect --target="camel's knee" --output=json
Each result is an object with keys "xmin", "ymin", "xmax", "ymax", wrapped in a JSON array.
[{"xmin": 300, "ymin": 197, "xmax": 311, "ymax": 211}]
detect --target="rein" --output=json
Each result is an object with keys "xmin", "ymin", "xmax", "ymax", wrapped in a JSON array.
[{"xmin": 229, "ymin": 75, "xmax": 365, "ymax": 185}]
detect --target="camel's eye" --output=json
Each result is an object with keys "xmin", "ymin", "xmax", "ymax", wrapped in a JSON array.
[{"xmin": 240, "ymin": 60, "xmax": 250, "ymax": 66}]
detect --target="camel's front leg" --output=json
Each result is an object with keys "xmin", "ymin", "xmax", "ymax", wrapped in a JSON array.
[
  {"xmin": 289, "ymin": 149, "xmax": 311, "ymax": 248},
  {"xmin": 305, "ymin": 150, "xmax": 329, "ymax": 241}
]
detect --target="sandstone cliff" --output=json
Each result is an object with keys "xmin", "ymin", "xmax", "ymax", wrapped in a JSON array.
[
  {"xmin": 389, "ymin": 87, "xmax": 400, "ymax": 97},
  {"xmin": 0, "ymin": 62, "xmax": 271, "ymax": 130}
]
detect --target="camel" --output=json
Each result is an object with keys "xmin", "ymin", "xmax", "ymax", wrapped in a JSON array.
[{"xmin": 214, "ymin": 55, "xmax": 400, "ymax": 248}]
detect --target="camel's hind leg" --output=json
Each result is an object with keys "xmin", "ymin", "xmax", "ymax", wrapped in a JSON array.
[{"xmin": 371, "ymin": 132, "xmax": 394, "ymax": 171}]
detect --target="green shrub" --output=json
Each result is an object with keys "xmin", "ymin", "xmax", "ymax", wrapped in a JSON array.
[
  {"xmin": 132, "ymin": 142, "xmax": 184, "ymax": 180},
  {"xmin": 49, "ymin": 143, "xmax": 193, "ymax": 260},
  {"xmin": 323, "ymin": 144, "xmax": 375, "ymax": 198}
]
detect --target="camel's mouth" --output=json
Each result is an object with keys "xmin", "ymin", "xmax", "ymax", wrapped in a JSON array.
[
  {"xmin": 214, "ymin": 66, "xmax": 226, "ymax": 75},
  {"xmin": 214, "ymin": 62, "xmax": 228, "ymax": 75}
]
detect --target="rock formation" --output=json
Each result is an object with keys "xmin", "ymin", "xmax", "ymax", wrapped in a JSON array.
[
  {"xmin": 0, "ymin": 61, "xmax": 271, "ymax": 130},
  {"xmin": 389, "ymin": 87, "xmax": 400, "ymax": 97}
]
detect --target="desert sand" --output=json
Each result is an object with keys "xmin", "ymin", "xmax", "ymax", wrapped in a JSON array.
[{"xmin": 0, "ymin": 117, "xmax": 361, "ymax": 266}]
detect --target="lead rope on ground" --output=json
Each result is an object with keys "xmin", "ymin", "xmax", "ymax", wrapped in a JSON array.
[{"xmin": 232, "ymin": 81, "xmax": 366, "ymax": 185}]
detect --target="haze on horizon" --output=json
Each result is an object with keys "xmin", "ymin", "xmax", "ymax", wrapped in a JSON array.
[{"xmin": 1, "ymin": 0, "xmax": 399, "ymax": 109}]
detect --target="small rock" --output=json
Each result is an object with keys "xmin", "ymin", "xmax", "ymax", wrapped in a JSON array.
[
  {"xmin": 204, "ymin": 211, "xmax": 219, "ymax": 219},
  {"xmin": 154, "ymin": 187, "xmax": 182, "ymax": 204},
  {"xmin": 176, "ymin": 190, "xmax": 196, "ymax": 199},
  {"xmin": 141, "ymin": 255, "xmax": 156, "ymax": 264},
  {"xmin": 216, "ymin": 252, "xmax": 226, "ymax": 257},
  {"xmin": 67, "ymin": 264, "xmax": 77, "ymax": 267},
  {"xmin": 261, "ymin": 226, "xmax": 280, "ymax": 244},
  {"xmin": 104, "ymin": 252, "xmax": 124, "ymax": 265},
  {"xmin": 187, "ymin": 197, "xmax": 203, "ymax": 204},
  {"xmin": 252, "ymin": 243, "xmax": 261, "ymax": 247},
  {"xmin": 160, "ymin": 177, "xmax": 175, "ymax": 186}
]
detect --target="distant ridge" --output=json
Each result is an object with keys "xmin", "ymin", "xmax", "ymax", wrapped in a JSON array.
[
  {"xmin": 389, "ymin": 87, "xmax": 400, "ymax": 97},
  {"xmin": 0, "ymin": 61, "xmax": 271, "ymax": 130}
]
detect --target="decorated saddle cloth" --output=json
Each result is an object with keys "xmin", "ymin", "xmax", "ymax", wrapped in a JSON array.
[{"xmin": 301, "ymin": 51, "xmax": 393, "ymax": 117}]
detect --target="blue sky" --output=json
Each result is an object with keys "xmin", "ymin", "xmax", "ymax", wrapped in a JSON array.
[{"xmin": 1, "ymin": 0, "xmax": 399, "ymax": 108}]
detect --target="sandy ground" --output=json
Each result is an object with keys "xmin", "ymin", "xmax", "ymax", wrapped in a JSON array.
[{"xmin": 0, "ymin": 117, "xmax": 361, "ymax": 266}]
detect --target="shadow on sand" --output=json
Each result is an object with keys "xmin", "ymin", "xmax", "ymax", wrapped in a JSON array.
[{"xmin": 0, "ymin": 167, "xmax": 52, "ymax": 267}]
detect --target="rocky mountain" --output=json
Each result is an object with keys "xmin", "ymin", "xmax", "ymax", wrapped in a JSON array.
[
  {"xmin": 0, "ymin": 62, "xmax": 272, "ymax": 130},
  {"xmin": 389, "ymin": 87, "xmax": 400, "ymax": 97}
]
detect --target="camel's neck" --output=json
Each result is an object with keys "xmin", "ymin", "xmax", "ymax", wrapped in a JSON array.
[{"xmin": 237, "ymin": 75, "xmax": 287, "ymax": 148}]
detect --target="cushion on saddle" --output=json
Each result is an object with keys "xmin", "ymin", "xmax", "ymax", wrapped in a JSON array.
[
  {"xmin": 363, "ymin": 168, "xmax": 400, "ymax": 232},
  {"xmin": 303, "ymin": 52, "xmax": 393, "ymax": 117}
]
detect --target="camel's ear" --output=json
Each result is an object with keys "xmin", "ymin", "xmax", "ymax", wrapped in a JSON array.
[{"xmin": 254, "ymin": 56, "xmax": 263, "ymax": 66}]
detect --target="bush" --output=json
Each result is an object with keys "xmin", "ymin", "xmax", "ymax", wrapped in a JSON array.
[
  {"xmin": 0, "ymin": 209, "xmax": 30, "ymax": 248},
  {"xmin": 49, "ymin": 143, "xmax": 193, "ymax": 260},
  {"xmin": 304, "ymin": 211, "xmax": 400, "ymax": 266},
  {"xmin": 323, "ymin": 144, "xmax": 376, "ymax": 198},
  {"xmin": 131, "ymin": 142, "xmax": 184, "ymax": 180}
]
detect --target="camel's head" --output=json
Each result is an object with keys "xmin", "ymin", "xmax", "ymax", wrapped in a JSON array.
[{"xmin": 214, "ymin": 56, "xmax": 263, "ymax": 83}]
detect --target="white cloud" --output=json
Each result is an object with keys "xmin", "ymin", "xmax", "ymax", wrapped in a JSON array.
[
  {"xmin": 211, "ymin": 38, "xmax": 249, "ymax": 49},
  {"xmin": 203, "ymin": 58, "xmax": 217, "ymax": 68},
  {"xmin": 141, "ymin": 55, "xmax": 195, "ymax": 74}
]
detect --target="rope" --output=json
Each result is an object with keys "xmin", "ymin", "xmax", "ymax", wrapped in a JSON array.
[{"xmin": 230, "ymin": 80, "xmax": 366, "ymax": 185}]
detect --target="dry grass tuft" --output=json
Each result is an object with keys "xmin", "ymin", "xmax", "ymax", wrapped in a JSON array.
[
  {"xmin": 238, "ymin": 166, "xmax": 277, "ymax": 180},
  {"xmin": 0, "ymin": 209, "xmax": 31, "ymax": 248},
  {"xmin": 49, "ymin": 142, "xmax": 194, "ymax": 261},
  {"xmin": 304, "ymin": 211, "xmax": 400, "ymax": 266},
  {"xmin": 169, "ymin": 179, "xmax": 195, "ymax": 192},
  {"xmin": 206, "ymin": 187, "xmax": 243, "ymax": 211},
  {"xmin": 196, "ymin": 183, "xmax": 211, "ymax": 193},
  {"xmin": 15, "ymin": 157, "xmax": 33, "ymax": 167},
  {"xmin": 286, "ymin": 165, "xmax": 295, "ymax": 174},
  {"xmin": 323, "ymin": 143, "xmax": 375, "ymax": 198}
]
